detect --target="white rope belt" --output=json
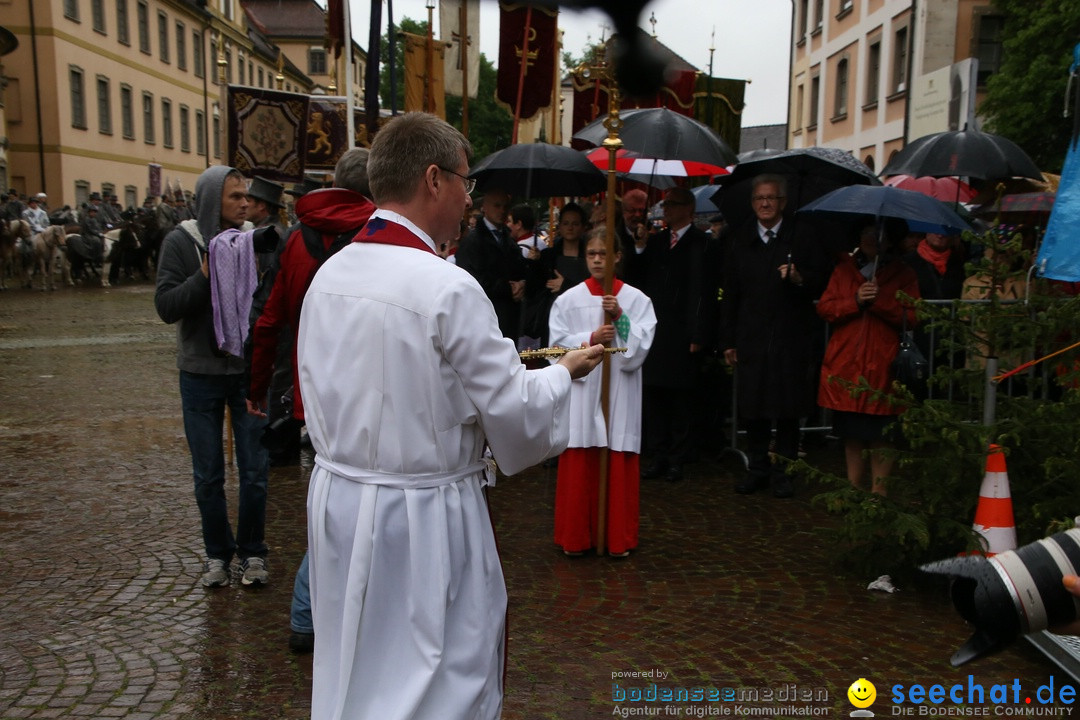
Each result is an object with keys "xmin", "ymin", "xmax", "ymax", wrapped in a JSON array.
[{"xmin": 314, "ymin": 455, "xmax": 496, "ymax": 489}]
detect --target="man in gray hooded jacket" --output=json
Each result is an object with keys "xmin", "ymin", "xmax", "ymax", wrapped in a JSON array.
[{"xmin": 154, "ymin": 165, "xmax": 270, "ymax": 589}]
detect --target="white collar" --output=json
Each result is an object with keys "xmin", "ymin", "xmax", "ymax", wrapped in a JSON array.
[
  {"xmin": 370, "ymin": 208, "xmax": 437, "ymax": 253},
  {"xmin": 758, "ymin": 220, "xmax": 782, "ymax": 241}
]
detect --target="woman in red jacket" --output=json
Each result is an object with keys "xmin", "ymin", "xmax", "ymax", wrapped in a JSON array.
[{"xmin": 817, "ymin": 218, "xmax": 920, "ymax": 495}]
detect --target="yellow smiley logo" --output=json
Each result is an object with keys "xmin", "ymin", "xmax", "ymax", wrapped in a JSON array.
[{"xmin": 848, "ymin": 678, "xmax": 877, "ymax": 709}]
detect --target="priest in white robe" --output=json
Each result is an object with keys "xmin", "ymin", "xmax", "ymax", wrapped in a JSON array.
[
  {"xmin": 548, "ymin": 232, "xmax": 657, "ymax": 557},
  {"xmin": 296, "ymin": 112, "xmax": 604, "ymax": 720}
]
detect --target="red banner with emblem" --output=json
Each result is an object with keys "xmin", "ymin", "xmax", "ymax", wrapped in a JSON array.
[{"xmin": 495, "ymin": 2, "xmax": 558, "ymax": 122}]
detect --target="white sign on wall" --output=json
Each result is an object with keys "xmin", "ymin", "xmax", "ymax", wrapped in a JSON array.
[{"xmin": 908, "ymin": 58, "xmax": 979, "ymax": 140}]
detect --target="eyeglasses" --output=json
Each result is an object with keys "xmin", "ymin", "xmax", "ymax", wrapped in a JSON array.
[
  {"xmin": 437, "ymin": 166, "xmax": 476, "ymax": 194},
  {"xmin": 752, "ymin": 195, "xmax": 784, "ymax": 204}
]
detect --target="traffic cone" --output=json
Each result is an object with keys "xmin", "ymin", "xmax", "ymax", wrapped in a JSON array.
[{"xmin": 971, "ymin": 444, "xmax": 1018, "ymax": 556}]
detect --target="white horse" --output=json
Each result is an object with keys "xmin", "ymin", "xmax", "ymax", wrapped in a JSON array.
[{"xmin": 31, "ymin": 225, "xmax": 71, "ymax": 291}]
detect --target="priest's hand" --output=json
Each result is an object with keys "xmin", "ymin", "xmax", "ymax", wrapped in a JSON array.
[
  {"xmin": 246, "ymin": 398, "xmax": 267, "ymax": 418},
  {"xmin": 557, "ymin": 343, "xmax": 605, "ymax": 380}
]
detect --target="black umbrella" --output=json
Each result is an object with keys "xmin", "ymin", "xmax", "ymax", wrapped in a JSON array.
[
  {"xmin": 798, "ymin": 185, "xmax": 973, "ymax": 236},
  {"xmin": 713, "ymin": 146, "xmax": 881, "ymax": 229},
  {"xmin": 880, "ymin": 129, "xmax": 1043, "ymax": 181},
  {"xmin": 468, "ymin": 143, "xmax": 606, "ymax": 198},
  {"xmin": 572, "ymin": 107, "xmax": 737, "ymax": 168}
]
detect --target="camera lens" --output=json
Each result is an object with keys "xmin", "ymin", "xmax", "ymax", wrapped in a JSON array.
[{"xmin": 922, "ymin": 528, "xmax": 1080, "ymax": 666}]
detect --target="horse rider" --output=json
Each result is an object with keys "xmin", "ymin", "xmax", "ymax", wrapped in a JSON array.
[{"xmin": 80, "ymin": 204, "xmax": 107, "ymax": 263}]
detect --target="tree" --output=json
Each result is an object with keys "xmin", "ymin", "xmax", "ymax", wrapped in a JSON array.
[
  {"xmin": 980, "ymin": 0, "xmax": 1080, "ymax": 173},
  {"xmin": 376, "ymin": 16, "xmax": 511, "ymax": 161}
]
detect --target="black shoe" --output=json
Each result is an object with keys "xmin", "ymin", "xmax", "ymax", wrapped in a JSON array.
[
  {"xmin": 289, "ymin": 631, "xmax": 315, "ymax": 654},
  {"xmin": 735, "ymin": 475, "xmax": 760, "ymax": 494},
  {"xmin": 771, "ymin": 475, "xmax": 794, "ymax": 498},
  {"xmin": 642, "ymin": 460, "xmax": 668, "ymax": 479},
  {"xmin": 665, "ymin": 465, "xmax": 683, "ymax": 483}
]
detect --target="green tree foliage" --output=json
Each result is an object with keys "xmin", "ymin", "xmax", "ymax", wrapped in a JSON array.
[
  {"xmin": 376, "ymin": 16, "xmax": 511, "ymax": 161},
  {"xmin": 980, "ymin": 0, "xmax": 1080, "ymax": 173}
]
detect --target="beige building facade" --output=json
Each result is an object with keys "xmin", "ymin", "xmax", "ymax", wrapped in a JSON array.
[
  {"xmin": 788, "ymin": 0, "xmax": 998, "ymax": 173},
  {"xmin": 2, "ymin": 0, "xmax": 357, "ymax": 211}
]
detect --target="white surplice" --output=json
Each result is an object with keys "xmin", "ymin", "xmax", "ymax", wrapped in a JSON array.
[
  {"xmin": 547, "ymin": 280, "xmax": 656, "ymax": 453},
  {"xmin": 297, "ymin": 210, "xmax": 572, "ymax": 720}
]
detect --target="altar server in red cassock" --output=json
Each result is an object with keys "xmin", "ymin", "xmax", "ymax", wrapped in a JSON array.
[{"xmin": 549, "ymin": 231, "xmax": 656, "ymax": 557}]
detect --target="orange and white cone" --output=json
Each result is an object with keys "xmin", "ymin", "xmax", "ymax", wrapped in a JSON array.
[{"xmin": 972, "ymin": 444, "xmax": 1018, "ymax": 556}]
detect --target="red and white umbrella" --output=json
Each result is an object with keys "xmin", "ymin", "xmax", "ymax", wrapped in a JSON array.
[
  {"xmin": 584, "ymin": 147, "xmax": 729, "ymax": 178},
  {"xmin": 883, "ymin": 174, "xmax": 975, "ymax": 203}
]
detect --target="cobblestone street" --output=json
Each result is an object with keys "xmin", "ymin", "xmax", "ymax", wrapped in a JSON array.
[{"xmin": 0, "ymin": 282, "xmax": 1072, "ymax": 719}]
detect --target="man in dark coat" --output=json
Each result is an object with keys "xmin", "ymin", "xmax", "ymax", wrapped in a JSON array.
[
  {"xmin": 720, "ymin": 174, "xmax": 827, "ymax": 498},
  {"xmin": 627, "ymin": 186, "xmax": 716, "ymax": 483},
  {"xmin": 456, "ymin": 188, "xmax": 526, "ymax": 340}
]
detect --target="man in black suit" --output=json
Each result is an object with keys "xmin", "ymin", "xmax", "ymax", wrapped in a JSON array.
[
  {"xmin": 456, "ymin": 188, "xmax": 526, "ymax": 340},
  {"xmin": 720, "ymin": 174, "xmax": 827, "ymax": 498},
  {"xmin": 628, "ymin": 186, "xmax": 715, "ymax": 483}
]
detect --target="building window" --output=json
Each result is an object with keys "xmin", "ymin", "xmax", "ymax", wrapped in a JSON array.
[
  {"xmin": 212, "ymin": 105, "xmax": 221, "ymax": 159},
  {"xmin": 222, "ymin": 0, "xmax": 234, "ymax": 22},
  {"xmin": 65, "ymin": 0, "xmax": 80, "ymax": 21},
  {"xmin": 258, "ymin": 67, "xmax": 264, "ymax": 87},
  {"xmin": 808, "ymin": 74, "xmax": 820, "ymax": 129},
  {"xmin": 248, "ymin": 61, "xmax": 253, "ymax": 85},
  {"xmin": 225, "ymin": 50, "xmax": 233, "ymax": 84},
  {"xmin": 834, "ymin": 58, "xmax": 849, "ymax": 119},
  {"xmin": 70, "ymin": 67, "xmax": 87, "ymax": 129},
  {"xmin": 893, "ymin": 26, "xmax": 908, "ymax": 93},
  {"xmin": 92, "ymin": 0, "xmax": 106, "ymax": 32},
  {"xmin": 237, "ymin": 52, "xmax": 244, "ymax": 84},
  {"xmin": 137, "ymin": 1, "xmax": 150, "ymax": 54},
  {"xmin": 795, "ymin": 84, "xmax": 804, "ymax": 130},
  {"xmin": 120, "ymin": 84, "xmax": 134, "ymax": 139},
  {"xmin": 116, "ymin": 0, "xmax": 129, "ymax": 45},
  {"xmin": 180, "ymin": 105, "xmax": 190, "ymax": 152},
  {"xmin": 309, "ymin": 48, "xmax": 327, "ymax": 75},
  {"xmin": 838, "ymin": 0, "xmax": 853, "ymax": 15},
  {"xmin": 162, "ymin": 98, "xmax": 173, "ymax": 148},
  {"xmin": 974, "ymin": 12, "xmax": 1004, "ymax": 87},
  {"xmin": 798, "ymin": 0, "xmax": 808, "ymax": 37},
  {"xmin": 866, "ymin": 41, "xmax": 881, "ymax": 105},
  {"xmin": 814, "ymin": 0, "xmax": 824, "ymax": 29},
  {"xmin": 142, "ymin": 91, "xmax": 154, "ymax": 144},
  {"xmin": 193, "ymin": 30, "xmax": 204, "ymax": 78},
  {"xmin": 176, "ymin": 22, "xmax": 186, "ymax": 71},
  {"xmin": 158, "ymin": 11, "xmax": 169, "ymax": 63},
  {"xmin": 864, "ymin": 155, "xmax": 875, "ymax": 172},
  {"xmin": 196, "ymin": 109, "xmax": 206, "ymax": 155},
  {"xmin": 210, "ymin": 40, "xmax": 217, "ymax": 84},
  {"xmin": 124, "ymin": 185, "xmax": 137, "ymax": 209},
  {"xmin": 97, "ymin": 76, "xmax": 111, "ymax": 134},
  {"xmin": 75, "ymin": 181, "xmax": 91, "ymax": 208}
]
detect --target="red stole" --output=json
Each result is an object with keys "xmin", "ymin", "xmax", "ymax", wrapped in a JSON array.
[
  {"xmin": 584, "ymin": 277, "xmax": 624, "ymax": 296},
  {"xmin": 354, "ymin": 216, "xmax": 437, "ymax": 255}
]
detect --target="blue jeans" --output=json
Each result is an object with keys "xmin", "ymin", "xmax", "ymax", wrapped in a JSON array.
[
  {"xmin": 179, "ymin": 370, "xmax": 269, "ymax": 563},
  {"xmin": 290, "ymin": 551, "xmax": 312, "ymax": 634}
]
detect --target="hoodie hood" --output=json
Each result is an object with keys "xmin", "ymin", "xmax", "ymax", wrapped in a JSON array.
[
  {"xmin": 193, "ymin": 165, "xmax": 239, "ymax": 245},
  {"xmin": 296, "ymin": 187, "xmax": 376, "ymax": 234}
]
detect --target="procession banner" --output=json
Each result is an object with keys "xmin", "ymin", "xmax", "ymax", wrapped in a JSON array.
[
  {"xmin": 440, "ymin": 0, "xmax": 480, "ymax": 98},
  {"xmin": 226, "ymin": 85, "xmax": 308, "ymax": 182},
  {"xmin": 693, "ymin": 75, "xmax": 747, "ymax": 155},
  {"xmin": 495, "ymin": 1, "xmax": 558, "ymax": 121},
  {"xmin": 402, "ymin": 31, "xmax": 447, "ymax": 118},
  {"xmin": 304, "ymin": 96, "xmax": 349, "ymax": 171},
  {"xmin": 327, "ymin": 0, "xmax": 345, "ymax": 57},
  {"xmin": 148, "ymin": 163, "xmax": 162, "ymax": 199}
]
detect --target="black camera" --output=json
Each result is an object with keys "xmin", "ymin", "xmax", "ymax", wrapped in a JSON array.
[
  {"xmin": 921, "ymin": 528, "xmax": 1080, "ymax": 666},
  {"xmin": 261, "ymin": 415, "xmax": 303, "ymax": 452}
]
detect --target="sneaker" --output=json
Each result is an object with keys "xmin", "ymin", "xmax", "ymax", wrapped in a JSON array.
[
  {"xmin": 241, "ymin": 557, "xmax": 269, "ymax": 586},
  {"xmin": 289, "ymin": 631, "xmax": 315, "ymax": 654},
  {"xmin": 202, "ymin": 558, "xmax": 229, "ymax": 588}
]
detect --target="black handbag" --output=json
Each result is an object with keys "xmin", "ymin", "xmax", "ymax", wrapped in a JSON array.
[{"xmin": 891, "ymin": 312, "xmax": 929, "ymax": 399}]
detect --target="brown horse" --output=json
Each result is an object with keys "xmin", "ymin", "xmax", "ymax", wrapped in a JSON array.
[
  {"xmin": 31, "ymin": 225, "xmax": 70, "ymax": 291},
  {"xmin": 0, "ymin": 218, "xmax": 31, "ymax": 290}
]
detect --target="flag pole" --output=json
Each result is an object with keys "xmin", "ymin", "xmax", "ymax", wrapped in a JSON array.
[
  {"xmin": 511, "ymin": 5, "xmax": 533, "ymax": 144},
  {"xmin": 365, "ymin": 0, "xmax": 382, "ymax": 138},
  {"xmin": 461, "ymin": 0, "xmax": 470, "ymax": 137},
  {"xmin": 426, "ymin": 0, "xmax": 435, "ymax": 114},
  {"xmin": 596, "ymin": 61, "xmax": 622, "ymax": 558},
  {"xmin": 343, "ymin": 0, "xmax": 355, "ymax": 148}
]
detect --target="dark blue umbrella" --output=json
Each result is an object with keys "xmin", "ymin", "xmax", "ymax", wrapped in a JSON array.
[
  {"xmin": 797, "ymin": 184, "xmax": 973, "ymax": 235},
  {"xmin": 691, "ymin": 184, "xmax": 722, "ymax": 214}
]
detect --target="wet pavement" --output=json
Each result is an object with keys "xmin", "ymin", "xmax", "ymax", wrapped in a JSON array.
[{"xmin": 0, "ymin": 281, "xmax": 1074, "ymax": 719}]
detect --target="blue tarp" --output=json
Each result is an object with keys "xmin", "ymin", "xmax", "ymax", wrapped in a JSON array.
[{"xmin": 1036, "ymin": 44, "xmax": 1080, "ymax": 282}]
